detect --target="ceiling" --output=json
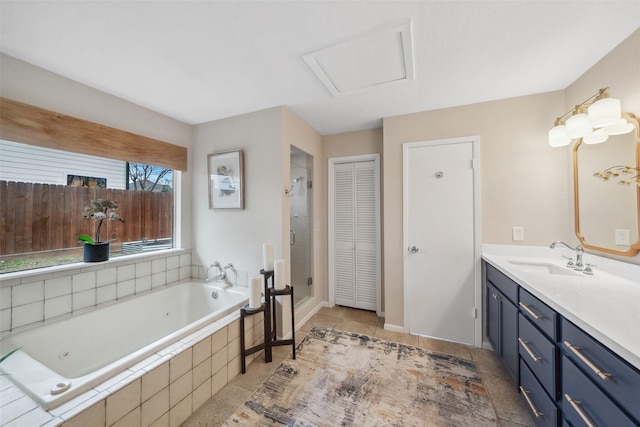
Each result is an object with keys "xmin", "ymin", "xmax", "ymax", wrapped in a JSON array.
[{"xmin": 1, "ymin": 1, "xmax": 639, "ymax": 135}]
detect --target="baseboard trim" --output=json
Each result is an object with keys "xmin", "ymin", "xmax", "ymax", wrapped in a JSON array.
[{"xmin": 383, "ymin": 323, "xmax": 405, "ymax": 333}]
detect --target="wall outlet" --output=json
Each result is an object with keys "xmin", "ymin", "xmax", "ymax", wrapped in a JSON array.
[
  {"xmin": 615, "ymin": 229, "xmax": 630, "ymax": 245},
  {"xmin": 512, "ymin": 226, "xmax": 524, "ymax": 242}
]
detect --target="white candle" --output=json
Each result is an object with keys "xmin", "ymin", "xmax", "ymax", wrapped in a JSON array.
[
  {"xmin": 262, "ymin": 243, "xmax": 274, "ymax": 271},
  {"xmin": 250, "ymin": 276, "xmax": 262, "ymax": 309},
  {"xmin": 274, "ymin": 258, "xmax": 286, "ymax": 290}
]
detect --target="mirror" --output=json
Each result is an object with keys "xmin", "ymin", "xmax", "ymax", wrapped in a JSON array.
[{"xmin": 574, "ymin": 113, "xmax": 640, "ymax": 256}]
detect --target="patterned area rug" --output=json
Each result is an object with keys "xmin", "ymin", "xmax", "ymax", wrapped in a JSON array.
[{"xmin": 224, "ymin": 326, "xmax": 498, "ymax": 426}]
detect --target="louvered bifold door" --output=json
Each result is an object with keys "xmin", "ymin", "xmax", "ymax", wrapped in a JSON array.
[
  {"xmin": 334, "ymin": 163, "xmax": 355, "ymax": 307},
  {"xmin": 354, "ymin": 161, "xmax": 377, "ymax": 310},
  {"xmin": 333, "ymin": 161, "xmax": 377, "ymax": 311}
]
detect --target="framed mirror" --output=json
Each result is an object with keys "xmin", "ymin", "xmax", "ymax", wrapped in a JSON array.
[{"xmin": 573, "ymin": 113, "xmax": 640, "ymax": 256}]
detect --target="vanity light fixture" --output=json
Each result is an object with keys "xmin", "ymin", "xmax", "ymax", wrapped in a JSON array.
[{"xmin": 549, "ymin": 87, "xmax": 632, "ymax": 147}]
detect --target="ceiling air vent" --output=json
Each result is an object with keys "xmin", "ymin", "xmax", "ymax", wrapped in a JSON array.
[{"xmin": 303, "ymin": 19, "xmax": 415, "ymax": 97}]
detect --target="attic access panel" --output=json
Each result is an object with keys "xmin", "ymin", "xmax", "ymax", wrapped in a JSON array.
[{"xmin": 303, "ymin": 20, "xmax": 415, "ymax": 97}]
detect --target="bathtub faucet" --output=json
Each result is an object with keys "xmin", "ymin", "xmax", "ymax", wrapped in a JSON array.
[
  {"xmin": 223, "ymin": 263, "xmax": 237, "ymax": 286},
  {"xmin": 206, "ymin": 261, "xmax": 227, "ymax": 282},
  {"xmin": 550, "ymin": 241, "xmax": 584, "ymax": 271}
]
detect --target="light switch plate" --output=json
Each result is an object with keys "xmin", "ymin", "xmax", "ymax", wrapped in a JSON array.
[{"xmin": 512, "ymin": 226, "xmax": 524, "ymax": 242}]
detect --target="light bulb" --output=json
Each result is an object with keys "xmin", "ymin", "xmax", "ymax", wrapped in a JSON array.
[
  {"xmin": 548, "ymin": 125, "xmax": 571, "ymax": 147},
  {"xmin": 605, "ymin": 119, "xmax": 634, "ymax": 136},
  {"xmin": 583, "ymin": 128, "xmax": 609, "ymax": 145},
  {"xmin": 566, "ymin": 113, "xmax": 592, "ymax": 138}
]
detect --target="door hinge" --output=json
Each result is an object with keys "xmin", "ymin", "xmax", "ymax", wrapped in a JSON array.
[
  {"xmin": 308, "ymin": 180, "xmax": 313, "ymax": 189},
  {"xmin": 308, "ymin": 277, "xmax": 313, "ymax": 286},
  {"xmin": 473, "ymin": 307, "xmax": 478, "ymax": 318},
  {"xmin": 471, "ymin": 158, "xmax": 478, "ymax": 169}
]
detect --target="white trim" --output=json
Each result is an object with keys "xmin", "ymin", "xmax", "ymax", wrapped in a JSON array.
[
  {"xmin": 402, "ymin": 136, "xmax": 482, "ymax": 347},
  {"xmin": 328, "ymin": 154, "xmax": 382, "ymax": 316}
]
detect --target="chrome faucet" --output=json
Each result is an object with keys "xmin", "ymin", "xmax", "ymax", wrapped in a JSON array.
[
  {"xmin": 550, "ymin": 241, "xmax": 585, "ymax": 271},
  {"xmin": 206, "ymin": 261, "xmax": 227, "ymax": 282},
  {"xmin": 223, "ymin": 263, "xmax": 237, "ymax": 286}
]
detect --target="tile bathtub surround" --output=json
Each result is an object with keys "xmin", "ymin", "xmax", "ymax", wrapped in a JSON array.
[
  {"xmin": 0, "ymin": 311, "xmax": 266, "ymax": 427},
  {"xmin": 0, "ymin": 250, "xmax": 193, "ymax": 334}
]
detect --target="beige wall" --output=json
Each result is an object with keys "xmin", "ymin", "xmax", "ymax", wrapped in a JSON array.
[
  {"xmin": 192, "ymin": 107, "xmax": 284, "ymax": 278},
  {"xmin": 282, "ymin": 108, "xmax": 324, "ymax": 331},
  {"xmin": 382, "ymin": 91, "xmax": 569, "ymax": 327},
  {"xmin": 565, "ymin": 28, "xmax": 640, "ymax": 265},
  {"xmin": 380, "ymin": 28, "xmax": 640, "ymax": 327}
]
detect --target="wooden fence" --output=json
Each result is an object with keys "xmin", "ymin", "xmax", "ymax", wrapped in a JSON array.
[{"xmin": 0, "ymin": 181, "xmax": 173, "ymax": 256}]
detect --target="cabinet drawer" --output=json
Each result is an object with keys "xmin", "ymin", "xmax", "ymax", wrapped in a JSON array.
[
  {"xmin": 519, "ymin": 314, "xmax": 558, "ymax": 399},
  {"xmin": 520, "ymin": 359, "xmax": 559, "ymax": 427},
  {"xmin": 562, "ymin": 356, "xmax": 636, "ymax": 427},
  {"xmin": 519, "ymin": 288, "xmax": 558, "ymax": 341},
  {"xmin": 562, "ymin": 319, "xmax": 640, "ymax": 423},
  {"xmin": 486, "ymin": 263, "xmax": 518, "ymax": 304}
]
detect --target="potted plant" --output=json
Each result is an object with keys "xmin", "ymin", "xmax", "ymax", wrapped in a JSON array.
[{"xmin": 78, "ymin": 199, "xmax": 124, "ymax": 262}]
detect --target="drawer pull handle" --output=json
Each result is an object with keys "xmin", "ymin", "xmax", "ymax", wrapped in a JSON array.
[
  {"xmin": 518, "ymin": 338, "xmax": 542, "ymax": 362},
  {"xmin": 519, "ymin": 386, "xmax": 543, "ymax": 417},
  {"xmin": 564, "ymin": 341, "xmax": 612, "ymax": 381},
  {"xmin": 565, "ymin": 393, "xmax": 597, "ymax": 427},
  {"xmin": 519, "ymin": 302, "xmax": 543, "ymax": 319}
]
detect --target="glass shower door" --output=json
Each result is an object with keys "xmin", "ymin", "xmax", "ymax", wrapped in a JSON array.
[{"xmin": 289, "ymin": 146, "xmax": 313, "ymax": 306}]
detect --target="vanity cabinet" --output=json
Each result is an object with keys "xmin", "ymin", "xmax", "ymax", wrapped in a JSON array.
[
  {"xmin": 518, "ymin": 314, "xmax": 558, "ymax": 400},
  {"xmin": 520, "ymin": 359, "xmax": 559, "ymax": 427},
  {"xmin": 562, "ymin": 356, "xmax": 637, "ymax": 427},
  {"xmin": 562, "ymin": 318, "xmax": 640, "ymax": 424},
  {"xmin": 483, "ymin": 260, "xmax": 640, "ymax": 427},
  {"xmin": 486, "ymin": 264, "xmax": 519, "ymax": 382}
]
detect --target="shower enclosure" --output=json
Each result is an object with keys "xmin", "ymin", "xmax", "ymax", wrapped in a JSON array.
[{"xmin": 289, "ymin": 146, "xmax": 313, "ymax": 306}]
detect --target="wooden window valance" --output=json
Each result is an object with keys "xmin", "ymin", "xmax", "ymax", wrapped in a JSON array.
[{"xmin": 0, "ymin": 97, "xmax": 187, "ymax": 171}]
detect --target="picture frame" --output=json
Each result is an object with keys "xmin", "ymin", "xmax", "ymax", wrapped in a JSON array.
[{"xmin": 208, "ymin": 149, "xmax": 244, "ymax": 209}]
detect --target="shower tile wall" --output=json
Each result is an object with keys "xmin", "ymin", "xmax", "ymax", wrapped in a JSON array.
[{"xmin": 0, "ymin": 250, "xmax": 193, "ymax": 335}]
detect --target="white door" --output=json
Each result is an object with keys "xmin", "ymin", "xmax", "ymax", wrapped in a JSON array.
[
  {"xmin": 403, "ymin": 137, "xmax": 480, "ymax": 346},
  {"xmin": 329, "ymin": 155, "xmax": 381, "ymax": 314}
]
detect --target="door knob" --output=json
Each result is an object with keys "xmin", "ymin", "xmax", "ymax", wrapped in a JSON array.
[{"xmin": 409, "ymin": 246, "xmax": 419, "ymax": 253}]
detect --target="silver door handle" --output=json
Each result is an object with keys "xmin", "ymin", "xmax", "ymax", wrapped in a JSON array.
[
  {"xmin": 290, "ymin": 229, "xmax": 296, "ymax": 245},
  {"xmin": 409, "ymin": 246, "xmax": 419, "ymax": 253}
]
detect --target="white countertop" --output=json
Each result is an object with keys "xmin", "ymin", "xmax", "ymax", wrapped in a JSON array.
[{"xmin": 482, "ymin": 244, "xmax": 640, "ymax": 371}]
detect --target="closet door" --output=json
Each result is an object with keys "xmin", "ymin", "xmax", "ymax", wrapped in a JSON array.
[{"xmin": 331, "ymin": 159, "xmax": 379, "ymax": 311}]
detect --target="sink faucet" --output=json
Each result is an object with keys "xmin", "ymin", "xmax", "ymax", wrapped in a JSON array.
[
  {"xmin": 550, "ymin": 241, "xmax": 584, "ymax": 271},
  {"xmin": 206, "ymin": 261, "xmax": 227, "ymax": 282}
]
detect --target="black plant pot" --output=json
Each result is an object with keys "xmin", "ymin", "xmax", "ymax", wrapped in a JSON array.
[{"xmin": 83, "ymin": 241, "xmax": 110, "ymax": 262}]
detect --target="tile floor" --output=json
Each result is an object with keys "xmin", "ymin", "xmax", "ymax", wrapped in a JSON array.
[{"xmin": 182, "ymin": 306, "xmax": 535, "ymax": 427}]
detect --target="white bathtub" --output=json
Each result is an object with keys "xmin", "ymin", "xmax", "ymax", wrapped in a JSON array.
[{"xmin": 0, "ymin": 280, "xmax": 248, "ymax": 410}]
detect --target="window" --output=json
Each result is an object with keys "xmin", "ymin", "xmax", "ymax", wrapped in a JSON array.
[{"xmin": 0, "ymin": 140, "xmax": 175, "ymax": 273}]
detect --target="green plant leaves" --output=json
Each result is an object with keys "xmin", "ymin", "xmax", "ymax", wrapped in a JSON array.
[{"xmin": 78, "ymin": 234, "xmax": 95, "ymax": 245}]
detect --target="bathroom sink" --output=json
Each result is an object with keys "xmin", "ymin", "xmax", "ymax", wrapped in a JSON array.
[{"xmin": 507, "ymin": 260, "xmax": 580, "ymax": 277}]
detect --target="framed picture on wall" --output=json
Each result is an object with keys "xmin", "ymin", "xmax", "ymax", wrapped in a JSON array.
[{"xmin": 208, "ymin": 149, "xmax": 244, "ymax": 209}]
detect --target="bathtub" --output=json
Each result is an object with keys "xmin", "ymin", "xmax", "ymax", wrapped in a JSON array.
[{"xmin": 0, "ymin": 280, "xmax": 248, "ymax": 410}]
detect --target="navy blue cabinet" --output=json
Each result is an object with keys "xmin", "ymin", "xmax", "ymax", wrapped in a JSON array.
[
  {"xmin": 562, "ymin": 356, "xmax": 637, "ymax": 427},
  {"xmin": 484, "ymin": 260, "xmax": 640, "ymax": 427},
  {"xmin": 486, "ymin": 268, "xmax": 519, "ymax": 383},
  {"xmin": 520, "ymin": 359, "xmax": 559, "ymax": 427},
  {"xmin": 518, "ymin": 314, "xmax": 559, "ymax": 400}
]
